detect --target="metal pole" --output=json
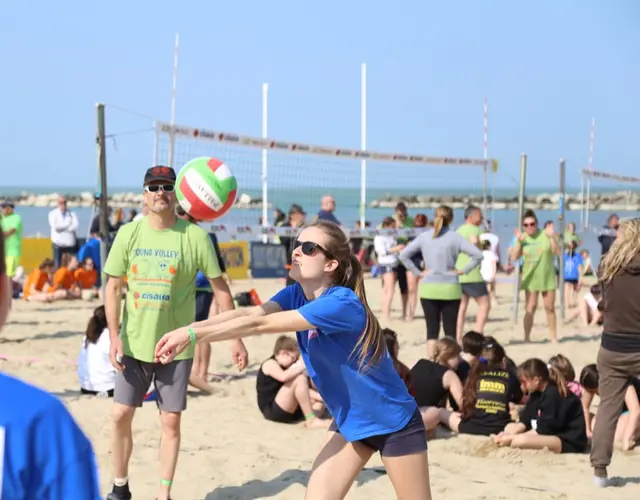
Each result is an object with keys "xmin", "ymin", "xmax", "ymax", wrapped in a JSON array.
[
  {"xmin": 261, "ymin": 83, "xmax": 269, "ymax": 244},
  {"xmin": 96, "ymin": 103, "xmax": 109, "ymax": 295},
  {"xmin": 511, "ymin": 153, "xmax": 527, "ymax": 325},
  {"xmin": 579, "ymin": 172, "xmax": 584, "ymax": 230},
  {"xmin": 168, "ymin": 33, "xmax": 180, "ymax": 169},
  {"xmin": 558, "ymin": 159, "xmax": 566, "ymax": 322},
  {"xmin": 360, "ymin": 62, "xmax": 367, "ymax": 227}
]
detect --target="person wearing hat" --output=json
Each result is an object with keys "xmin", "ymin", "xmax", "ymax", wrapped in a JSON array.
[
  {"xmin": 280, "ymin": 204, "xmax": 307, "ymax": 286},
  {"xmin": 102, "ymin": 166, "xmax": 249, "ymax": 500},
  {"xmin": 1, "ymin": 201, "xmax": 23, "ymax": 279}
]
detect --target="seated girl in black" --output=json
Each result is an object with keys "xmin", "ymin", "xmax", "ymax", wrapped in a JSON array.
[
  {"xmin": 494, "ymin": 358, "xmax": 588, "ymax": 454},
  {"xmin": 383, "ymin": 328, "xmax": 413, "ymax": 392},
  {"xmin": 580, "ymin": 363, "xmax": 640, "ymax": 450},
  {"xmin": 410, "ymin": 338, "xmax": 464, "ymax": 433},
  {"xmin": 256, "ymin": 335, "xmax": 327, "ymax": 428},
  {"xmin": 439, "ymin": 342, "xmax": 523, "ymax": 436}
]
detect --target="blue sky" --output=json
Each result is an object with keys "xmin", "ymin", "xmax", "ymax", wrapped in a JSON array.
[{"xmin": 2, "ymin": 1, "xmax": 639, "ymax": 192}]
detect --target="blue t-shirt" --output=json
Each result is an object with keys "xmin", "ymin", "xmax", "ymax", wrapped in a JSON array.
[
  {"xmin": 270, "ymin": 284, "xmax": 417, "ymax": 442},
  {"xmin": 564, "ymin": 252, "xmax": 583, "ymax": 281},
  {"xmin": 0, "ymin": 374, "xmax": 101, "ymax": 499}
]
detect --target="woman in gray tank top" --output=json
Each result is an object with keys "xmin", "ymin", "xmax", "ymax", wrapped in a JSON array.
[{"xmin": 399, "ymin": 205, "xmax": 482, "ymax": 358}]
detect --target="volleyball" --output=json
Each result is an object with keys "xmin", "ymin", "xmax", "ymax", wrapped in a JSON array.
[{"xmin": 176, "ymin": 157, "xmax": 238, "ymax": 221}]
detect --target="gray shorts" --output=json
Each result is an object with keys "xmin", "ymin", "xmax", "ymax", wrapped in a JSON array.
[
  {"xmin": 114, "ymin": 355, "xmax": 193, "ymax": 412},
  {"xmin": 461, "ymin": 282, "xmax": 489, "ymax": 298}
]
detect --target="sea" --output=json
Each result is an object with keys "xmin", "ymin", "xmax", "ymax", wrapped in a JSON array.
[{"xmin": 4, "ymin": 185, "xmax": 638, "ymax": 265}]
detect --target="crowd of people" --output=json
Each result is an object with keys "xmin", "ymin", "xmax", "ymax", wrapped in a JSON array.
[{"xmin": 1, "ymin": 164, "xmax": 639, "ymax": 498}]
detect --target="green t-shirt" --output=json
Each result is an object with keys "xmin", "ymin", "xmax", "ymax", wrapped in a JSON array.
[
  {"xmin": 395, "ymin": 215, "xmax": 415, "ymax": 244},
  {"xmin": 520, "ymin": 231, "xmax": 557, "ymax": 292},
  {"xmin": 563, "ymin": 231, "xmax": 579, "ymax": 246},
  {"xmin": 104, "ymin": 218, "xmax": 221, "ymax": 362},
  {"xmin": 1, "ymin": 213, "xmax": 23, "ymax": 257},
  {"xmin": 456, "ymin": 223, "xmax": 483, "ymax": 283}
]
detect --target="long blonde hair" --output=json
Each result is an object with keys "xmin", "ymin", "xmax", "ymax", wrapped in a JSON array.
[
  {"xmin": 432, "ymin": 205, "xmax": 454, "ymax": 238},
  {"xmin": 600, "ymin": 218, "xmax": 640, "ymax": 282},
  {"xmin": 311, "ymin": 221, "xmax": 385, "ymax": 368}
]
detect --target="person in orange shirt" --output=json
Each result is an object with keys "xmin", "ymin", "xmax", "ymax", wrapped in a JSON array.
[
  {"xmin": 23, "ymin": 259, "xmax": 55, "ymax": 301},
  {"xmin": 48, "ymin": 254, "xmax": 81, "ymax": 299},
  {"xmin": 74, "ymin": 257, "xmax": 99, "ymax": 299}
]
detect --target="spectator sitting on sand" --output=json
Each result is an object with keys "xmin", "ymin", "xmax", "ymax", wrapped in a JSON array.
[
  {"xmin": 22, "ymin": 258, "xmax": 55, "ymax": 302},
  {"xmin": 256, "ymin": 335, "xmax": 327, "ymax": 428},
  {"xmin": 77, "ymin": 305, "xmax": 116, "ymax": 397}
]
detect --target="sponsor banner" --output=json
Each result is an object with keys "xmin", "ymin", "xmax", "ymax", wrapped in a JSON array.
[
  {"xmin": 250, "ymin": 242, "xmax": 288, "ymax": 279},
  {"xmin": 219, "ymin": 241, "xmax": 249, "ymax": 280}
]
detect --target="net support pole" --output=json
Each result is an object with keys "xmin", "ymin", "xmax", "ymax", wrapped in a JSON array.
[
  {"xmin": 96, "ymin": 103, "xmax": 109, "ymax": 295},
  {"xmin": 511, "ymin": 153, "xmax": 527, "ymax": 325},
  {"xmin": 579, "ymin": 172, "xmax": 584, "ymax": 230},
  {"xmin": 261, "ymin": 82, "xmax": 269, "ymax": 244},
  {"xmin": 153, "ymin": 121, "xmax": 159, "ymax": 166},
  {"xmin": 558, "ymin": 158, "xmax": 566, "ymax": 322},
  {"xmin": 585, "ymin": 174, "xmax": 591, "ymax": 228},
  {"xmin": 168, "ymin": 33, "xmax": 179, "ymax": 169},
  {"xmin": 359, "ymin": 62, "xmax": 367, "ymax": 227}
]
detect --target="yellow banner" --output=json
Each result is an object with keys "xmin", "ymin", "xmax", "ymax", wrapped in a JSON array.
[
  {"xmin": 21, "ymin": 238, "xmax": 53, "ymax": 273},
  {"xmin": 219, "ymin": 241, "xmax": 249, "ymax": 280}
]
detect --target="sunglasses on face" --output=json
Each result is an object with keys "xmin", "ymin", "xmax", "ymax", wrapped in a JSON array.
[
  {"xmin": 145, "ymin": 184, "xmax": 175, "ymax": 193},
  {"xmin": 523, "ymin": 222, "xmax": 536, "ymax": 228},
  {"xmin": 294, "ymin": 240, "xmax": 332, "ymax": 258}
]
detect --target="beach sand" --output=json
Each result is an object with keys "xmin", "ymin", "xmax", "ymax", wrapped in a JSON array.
[{"xmin": 2, "ymin": 278, "xmax": 640, "ymax": 500}]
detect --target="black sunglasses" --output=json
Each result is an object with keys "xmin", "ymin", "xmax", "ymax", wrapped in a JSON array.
[
  {"xmin": 145, "ymin": 184, "xmax": 175, "ymax": 193},
  {"xmin": 294, "ymin": 240, "xmax": 332, "ymax": 258}
]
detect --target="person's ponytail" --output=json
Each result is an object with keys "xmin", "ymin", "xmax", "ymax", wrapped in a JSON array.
[
  {"xmin": 345, "ymin": 254, "xmax": 385, "ymax": 369},
  {"xmin": 548, "ymin": 364, "xmax": 569, "ymax": 398},
  {"xmin": 433, "ymin": 216, "xmax": 444, "ymax": 238}
]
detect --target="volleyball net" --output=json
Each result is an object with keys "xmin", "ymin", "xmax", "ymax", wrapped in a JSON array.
[
  {"xmin": 154, "ymin": 121, "xmax": 499, "ymax": 239},
  {"xmin": 580, "ymin": 168, "xmax": 640, "ymax": 231}
]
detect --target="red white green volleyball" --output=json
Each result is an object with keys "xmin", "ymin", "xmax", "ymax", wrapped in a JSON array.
[{"xmin": 176, "ymin": 157, "xmax": 237, "ymax": 221}]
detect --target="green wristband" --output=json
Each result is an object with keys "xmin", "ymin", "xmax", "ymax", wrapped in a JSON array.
[
  {"xmin": 160, "ymin": 479, "xmax": 173, "ymax": 487},
  {"xmin": 187, "ymin": 328, "xmax": 197, "ymax": 345}
]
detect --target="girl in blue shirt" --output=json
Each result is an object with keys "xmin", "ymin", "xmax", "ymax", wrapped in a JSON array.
[
  {"xmin": 155, "ymin": 220, "xmax": 432, "ymax": 499},
  {"xmin": 0, "ymin": 232, "xmax": 101, "ymax": 499}
]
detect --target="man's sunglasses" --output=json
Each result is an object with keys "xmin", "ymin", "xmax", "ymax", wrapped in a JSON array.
[
  {"xmin": 145, "ymin": 184, "xmax": 175, "ymax": 193},
  {"xmin": 523, "ymin": 222, "xmax": 536, "ymax": 228},
  {"xmin": 294, "ymin": 240, "xmax": 332, "ymax": 258}
]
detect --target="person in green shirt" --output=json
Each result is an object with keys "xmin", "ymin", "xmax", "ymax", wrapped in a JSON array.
[
  {"xmin": 563, "ymin": 222, "xmax": 582, "ymax": 248},
  {"xmin": 1, "ymin": 202, "xmax": 23, "ymax": 278},
  {"xmin": 103, "ymin": 166, "xmax": 249, "ymax": 500},
  {"xmin": 511, "ymin": 209, "xmax": 560, "ymax": 343},
  {"xmin": 393, "ymin": 202, "xmax": 414, "ymax": 319},
  {"xmin": 455, "ymin": 205, "xmax": 491, "ymax": 341}
]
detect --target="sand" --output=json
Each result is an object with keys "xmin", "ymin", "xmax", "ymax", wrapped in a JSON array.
[{"xmin": 2, "ymin": 278, "xmax": 640, "ymax": 500}]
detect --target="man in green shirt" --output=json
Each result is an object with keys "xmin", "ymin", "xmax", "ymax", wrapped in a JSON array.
[
  {"xmin": 393, "ymin": 202, "xmax": 414, "ymax": 319},
  {"xmin": 455, "ymin": 205, "xmax": 491, "ymax": 341},
  {"xmin": 103, "ymin": 166, "xmax": 248, "ymax": 500},
  {"xmin": 1, "ymin": 202, "xmax": 23, "ymax": 278}
]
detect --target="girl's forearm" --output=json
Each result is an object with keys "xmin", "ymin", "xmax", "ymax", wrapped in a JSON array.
[
  {"xmin": 191, "ymin": 307, "xmax": 255, "ymax": 330},
  {"xmin": 195, "ymin": 315, "xmax": 264, "ymax": 344}
]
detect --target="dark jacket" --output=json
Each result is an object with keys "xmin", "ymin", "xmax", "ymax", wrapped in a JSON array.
[{"xmin": 601, "ymin": 254, "xmax": 640, "ymax": 351}]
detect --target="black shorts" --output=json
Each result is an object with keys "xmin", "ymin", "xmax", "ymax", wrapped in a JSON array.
[
  {"xmin": 80, "ymin": 388, "xmax": 114, "ymax": 397},
  {"xmin": 195, "ymin": 290, "xmax": 214, "ymax": 321},
  {"xmin": 564, "ymin": 279, "xmax": 579, "ymax": 285},
  {"xmin": 458, "ymin": 419, "xmax": 504, "ymax": 437},
  {"xmin": 261, "ymin": 402, "xmax": 304, "ymax": 423},
  {"xmin": 329, "ymin": 408, "xmax": 427, "ymax": 457},
  {"xmin": 395, "ymin": 264, "xmax": 408, "ymax": 295},
  {"xmin": 461, "ymin": 282, "xmax": 489, "ymax": 298}
]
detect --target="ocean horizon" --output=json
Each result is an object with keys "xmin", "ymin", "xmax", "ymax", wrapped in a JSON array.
[{"xmin": 6, "ymin": 183, "xmax": 638, "ymax": 266}]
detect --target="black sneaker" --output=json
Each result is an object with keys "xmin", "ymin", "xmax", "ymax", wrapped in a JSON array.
[{"xmin": 106, "ymin": 484, "xmax": 132, "ymax": 500}]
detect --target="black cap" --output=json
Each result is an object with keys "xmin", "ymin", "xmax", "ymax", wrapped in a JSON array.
[
  {"xmin": 0, "ymin": 201, "xmax": 14, "ymax": 209},
  {"xmin": 144, "ymin": 165, "xmax": 176, "ymax": 185},
  {"xmin": 289, "ymin": 203, "xmax": 305, "ymax": 215}
]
